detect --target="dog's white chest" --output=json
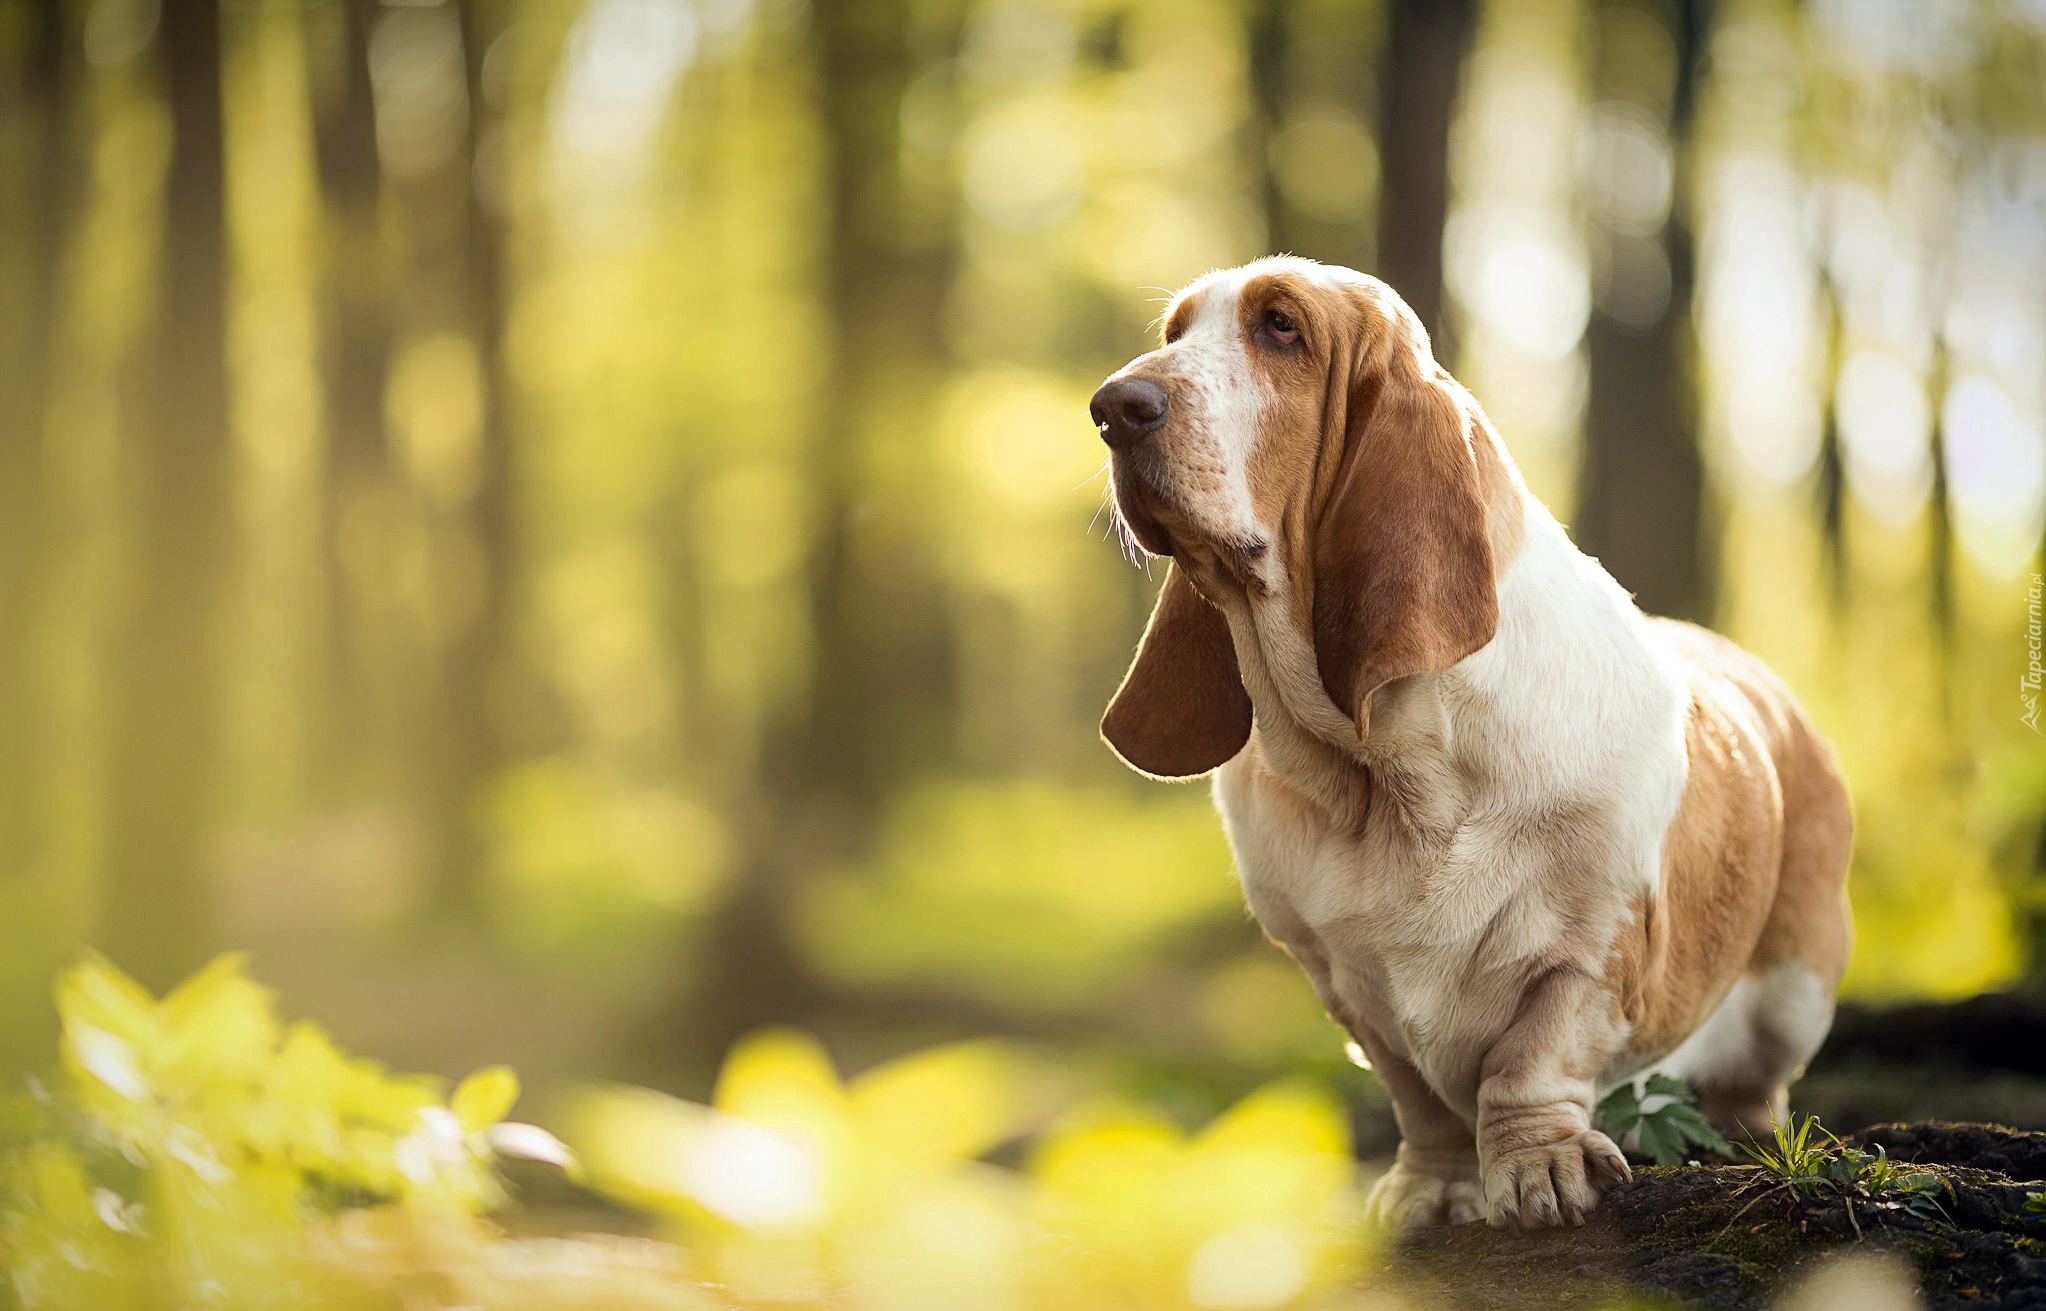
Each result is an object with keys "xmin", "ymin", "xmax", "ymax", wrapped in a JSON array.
[{"xmin": 1215, "ymin": 763, "xmax": 1557, "ymax": 1108}]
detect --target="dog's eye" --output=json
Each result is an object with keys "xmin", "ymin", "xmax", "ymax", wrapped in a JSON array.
[{"xmin": 1262, "ymin": 309, "xmax": 1300, "ymax": 346}]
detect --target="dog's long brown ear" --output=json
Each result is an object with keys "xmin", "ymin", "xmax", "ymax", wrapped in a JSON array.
[
  {"xmin": 1312, "ymin": 319, "xmax": 1498, "ymax": 743},
  {"xmin": 1102, "ymin": 565, "xmax": 1252, "ymax": 778}
]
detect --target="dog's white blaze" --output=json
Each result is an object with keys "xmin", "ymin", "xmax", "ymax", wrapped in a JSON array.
[
  {"xmin": 1097, "ymin": 266, "xmax": 1273, "ymax": 557},
  {"xmin": 1169, "ymin": 271, "xmax": 1266, "ymax": 545}
]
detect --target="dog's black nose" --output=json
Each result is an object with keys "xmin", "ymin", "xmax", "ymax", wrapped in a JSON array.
[{"xmin": 1089, "ymin": 377, "xmax": 1170, "ymax": 449}]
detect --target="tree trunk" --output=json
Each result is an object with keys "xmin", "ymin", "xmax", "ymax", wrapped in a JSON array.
[
  {"xmin": 1814, "ymin": 270, "xmax": 1847, "ymax": 605},
  {"xmin": 1575, "ymin": 0, "xmax": 1711, "ymax": 623},
  {"xmin": 99, "ymin": 0, "xmax": 234, "ymax": 991},
  {"xmin": 685, "ymin": 0, "xmax": 958, "ymax": 1064},
  {"xmin": 0, "ymin": 0, "xmax": 76, "ymax": 1068},
  {"xmin": 1375, "ymin": 0, "xmax": 1476, "ymax": 357},
  {"xmin": 1247, "ymin": 0, "xmax": 1377, "ymax": 272},
  {"xmin": 309, "ymin": 0, "xmax": 393, "ymax": 795},
  {"xmin": 0, "ymin": 0, "xmax": 69, "ymax": 889},
  {"xmin": 417, "ymin": 0, "xmax": 517, "ymax": 925}
]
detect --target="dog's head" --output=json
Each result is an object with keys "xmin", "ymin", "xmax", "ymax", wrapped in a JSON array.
[{"xmin": 1093, "ymin": 257, "xmax": 1509, "ymax": 779}]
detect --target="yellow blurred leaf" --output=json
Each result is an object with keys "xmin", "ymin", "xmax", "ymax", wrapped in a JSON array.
[
  {"xmin": 452, "ymin": 1065, "xmax": 521, "ymax": 1132},
  {"xmin": 66, "ymin": 1023, "xmax": 148, "ymax": 1102},
  {"xmin": 568, "ymin": 1084, "xmax": 825, "ymax": 1231},
  {"xmin": 53, "ymin": 952, "xmax": 160, "ymax": 1058},
  {"xmin": 712, "ymin": 1027, "xmax": 847, "ymax": 1137},
  {"xmin": 849, "ymin": 1038, "xmax": 1050, "ymax": 1166},
  {"xmin": 1192, "ymin": 1081, "xmax": 1350, "ymax": 1160},
  {"xmin": 157, "ymin": 952, "xmax": 279, "ymax": 1084}
]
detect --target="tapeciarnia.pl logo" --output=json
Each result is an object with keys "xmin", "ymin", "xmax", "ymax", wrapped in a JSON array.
[{"xmin": 2026, "ymin": 573, "xmax": 2043, "ymax": 734}]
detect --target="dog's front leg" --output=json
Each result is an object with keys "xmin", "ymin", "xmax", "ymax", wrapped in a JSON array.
[
  {"xmin": 1362, "ymin": 1043, "xmax": 1485, "ymax": 1228},
  {"xmin": 1474, "ymin": 968, "xmax": 1632, "ymax": 1230},
  {"xmin": 1273, "ymin": 933, "xmax": 1483, "ymax": 1229}
]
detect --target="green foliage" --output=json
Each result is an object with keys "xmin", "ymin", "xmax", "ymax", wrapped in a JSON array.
[
  {"xmin": 1595, "ymin": 1074, "xmax": 1731, "ymax": 1166},
  {"xmin": 1738, "ymin": 1114, "xmax": 1948, "ymax": 1225},
  {"xmin": 2025, "ymin": 1190, "xmax": 2046, "ymax": 1216},
  {"xmin": 0, "ymin": 953, "xmax": 573, "ymax": 1310},
  {"xmin": 795, "ymin": 780, "xmax": 1241, "ymax": 1012}
]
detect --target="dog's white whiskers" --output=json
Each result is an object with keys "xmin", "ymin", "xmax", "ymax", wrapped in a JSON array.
[{"xmin": 1102, "ymin": 491, "xmax": 1146, "ymax": 569}]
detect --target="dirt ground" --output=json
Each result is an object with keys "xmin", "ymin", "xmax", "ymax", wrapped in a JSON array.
[{"xmin": 1378, "ymin": 1124, "xmax": 2046, "ymax": 1311}]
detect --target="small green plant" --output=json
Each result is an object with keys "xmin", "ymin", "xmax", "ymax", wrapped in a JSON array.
[
  {"xmin": 2026, "ymin": 1190, "xmax": 2046, "ymax": 1216},
  {"xmin": 1595, "ymin": 1074, "xmax": 1731, "ymax": 1166},
  {"xmin": 1735, "ymin": 1114, "xmax": 1948, "ymax": 1232},
  {"xmin": 1742, "ymin": 1111, "xmax": 1839, "ymax": 1186}
]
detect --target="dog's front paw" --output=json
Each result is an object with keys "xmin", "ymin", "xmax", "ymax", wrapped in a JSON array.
[
  {"xmin": 1481, "ymin": 1129, "xmax": 1631, "ymax": 1230},
  {"xmin": 1365, "ymin": 1160, "xmax": 1485, "ymax": 1230}
]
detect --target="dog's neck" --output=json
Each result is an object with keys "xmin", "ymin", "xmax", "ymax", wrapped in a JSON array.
[
  {"xmin": 1209, "ymin": 498, "xmax": 1563, "ymax": 837},
  {"xmin": 1210, "ymin": 571, "xmax": 1462, "ymax": 836}
]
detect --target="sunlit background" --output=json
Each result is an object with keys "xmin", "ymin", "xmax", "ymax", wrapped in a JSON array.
[
  {"xmin": 4, "ymin": 0, "xmax": 2046, "ymax": 1303},
  {"xmin": 3, "ymin": 0, "xmax": 2046, "ymax": 1206}
]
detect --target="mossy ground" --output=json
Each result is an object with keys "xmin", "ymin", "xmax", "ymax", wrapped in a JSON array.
[{"xmin": 1376, "ymin": 1125, "xmax": 2046, "ymax": 1310}]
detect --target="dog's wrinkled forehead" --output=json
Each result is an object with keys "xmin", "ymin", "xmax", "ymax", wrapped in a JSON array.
[{"xmin": 1161, "ymin": 257, "xmax": 1374, "ymax": 338}]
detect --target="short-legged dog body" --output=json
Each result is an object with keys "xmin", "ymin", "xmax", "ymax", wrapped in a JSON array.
[{"xmin": 1091, "ymin": 258, "xmax": 1852, "ymax": 1231}]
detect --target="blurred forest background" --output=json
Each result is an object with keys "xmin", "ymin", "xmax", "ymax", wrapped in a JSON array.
[{"xmin": 1, "ymin": 0, "xmax": 2044, "ymax": 1117}]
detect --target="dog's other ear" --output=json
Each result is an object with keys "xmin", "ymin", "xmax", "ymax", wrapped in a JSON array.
[
  {"xmin": 1102, "ymin": 564, "xmax": 1252, "ymax": 778},
  {"xmin": 1312, "ymin": 323, "xmax": 1498, "ymax": 743}
]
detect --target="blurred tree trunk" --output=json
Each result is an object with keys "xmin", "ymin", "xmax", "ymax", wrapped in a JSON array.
[
  {"xmin": 308, "ymin": 0, "xmax": 392, "ymax": 794},
  {"xmin": 1375, "ymin": 0, "xmax": 1475, "ymax": 357},
  {"xmin": 686, "ymin": 0, "xmax": 959, "ymax": 1062},
  {"xmin": 1246, "ymin": 0, "xmax": 1377, "ymax": 273},
  {"xmin": 1575, "ymin": 0, "xmax": 1711, "ymax": 623},
  {"xmin": 1248, "ymin": 0, "xmax": 1288, "ymax": 249},
  {"xmin": 417, "ymin": 0, "xmax": 517, "ymax": 924},
  {"xmin": 1814, "ymin": 270, "xmax": 1847, "ymax": 604},
  {"xmin": 99, "ymin": 0, "xmax": 233, "ymax": 990},
  {"xmin": 0, "ymin": 0, "xmax": 69, "ymax": 888},
  {"xmin": 1926, "ymin": 338, "xmax": 1953, "ymax": 687},
  {"xmin": 0, "ymin": 0, "xmax": 74, "ymax": 1065}
]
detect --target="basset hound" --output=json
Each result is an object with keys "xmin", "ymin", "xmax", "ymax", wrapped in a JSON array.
[{"xmin": 1089, "ymin": 257, "xmax": 1853, "ymax": 1231}]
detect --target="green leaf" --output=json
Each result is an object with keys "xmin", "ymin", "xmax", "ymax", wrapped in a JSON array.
[
  {"xmin": 451, "ymin": 1065, "xmax": 521, "ymax": 1132},
  {"xmin": 1597, "ymin": 1076, "xmax": 1730, "ymax": 1164},
  {"xmin": 1637, "ymin": 1116, "xmax": 1686, "ymax": 1166},
  {"xmin": 1595, "ymin": 1084, "xmax": 1643, "ymax": 1136}
]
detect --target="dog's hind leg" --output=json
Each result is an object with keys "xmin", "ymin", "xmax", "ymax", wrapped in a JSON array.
[{"xmin": 1686, "ymin": 713, "xmax": 1853, "ymax": 1137}]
